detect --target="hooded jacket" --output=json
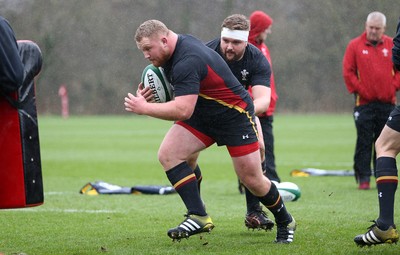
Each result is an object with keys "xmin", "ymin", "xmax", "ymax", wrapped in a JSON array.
[{"xmin": 248, "ymin": 11, "xmax": 277, "ymax": 117}]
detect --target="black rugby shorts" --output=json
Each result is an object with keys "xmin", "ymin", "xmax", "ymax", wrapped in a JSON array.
[{"xmin": 386, "ymin": 105, "xmax": 400, "ymax": 132}]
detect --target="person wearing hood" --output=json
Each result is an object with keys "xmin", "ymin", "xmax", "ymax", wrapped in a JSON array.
[
  {"xmin": 185, "ymin": 14, "xmax": 297, "ymax": 243},
  {"xmin": 248, "ymin": 10, "xmax": 281, "ymax": 183}
]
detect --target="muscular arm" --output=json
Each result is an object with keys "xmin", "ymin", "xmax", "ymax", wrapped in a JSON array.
[
  {"xmin": 251, "ymin": 85, "xmax": 271, "ymax": 115},
  {"xmin": 125, "ymin": 91, "xmax": 198, "ymax": 121}
]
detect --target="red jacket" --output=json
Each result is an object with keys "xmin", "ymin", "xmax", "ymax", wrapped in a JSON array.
[
  {"xmin": 343, "ymin": 32, "xmax": 400, "ymax": 106},
  {"xmin": 251, "ymin": 43, "xmax": 277, "ymax": 116},
  {"xmin": 249, "ymin": 38, "xmax": 278, "ymax": 116},
  {"xmin": 248, "ymin": 11, "xmax": 277, "ymax": 117}
]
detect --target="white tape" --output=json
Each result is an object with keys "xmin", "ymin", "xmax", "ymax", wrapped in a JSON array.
[{"xmin": 221, "ymin": 27, "xmax": 249, "ymax": 42}]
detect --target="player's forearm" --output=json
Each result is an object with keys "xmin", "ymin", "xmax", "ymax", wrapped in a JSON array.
[
  {"xmin": 252, "ymin": 86, "xmax": 271, "ymax": 115},
  {"xmin": 141, "ymin": 101, "xmax": 193, "ymax": 121},
  {"xmin": 253, "ymin": 99, "xmax": 270, "ymax": 115}
]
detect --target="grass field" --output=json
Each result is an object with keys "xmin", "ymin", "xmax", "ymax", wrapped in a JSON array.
[{"xmin": 1, "ymin": 114, "xmax": 400, "ymax": 255}]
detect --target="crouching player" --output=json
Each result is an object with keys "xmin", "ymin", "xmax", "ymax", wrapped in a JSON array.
[{"xmin": 125, "ymin": 19, "xmax": 296, "ymax": 243}]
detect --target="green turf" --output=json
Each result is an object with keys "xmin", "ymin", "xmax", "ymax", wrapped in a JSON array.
[{"xmin": 1, "ymin": 114, "xmax": 399, "ymax": 255}]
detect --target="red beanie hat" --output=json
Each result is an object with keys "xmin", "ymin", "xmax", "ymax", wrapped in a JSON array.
[{"xmin": 249, "ymin": 10, "xmax": 273, "ymax": 44}]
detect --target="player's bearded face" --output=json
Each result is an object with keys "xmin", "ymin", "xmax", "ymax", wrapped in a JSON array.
[
  {"xmin": 138, "ymin": 36, "xmax": 169, "ymax": 67},
  {"xmin": 151, "ymin": 46, "xmax": 169, "ymax": 67},
  {"xmin": 221, "ymin": 37, "xmax": 246, "ymax": 62}
]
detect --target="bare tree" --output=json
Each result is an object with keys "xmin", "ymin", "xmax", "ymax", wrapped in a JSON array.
[{"xmin": 2, "ymin": 0, "xmax": 399, "ymax": 114}]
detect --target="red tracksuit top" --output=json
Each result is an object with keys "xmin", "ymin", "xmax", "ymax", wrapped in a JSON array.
[
  {"xmin": 343, "ymin": 31, "xmax": 400, "ymax": 106},
  {"xmin": 249, "ymin": 41, "xmax": 277, "ymax": 117}
]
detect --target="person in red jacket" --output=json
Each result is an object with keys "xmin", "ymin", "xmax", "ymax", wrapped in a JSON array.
[
  {"xmin": 248, "ymin": 10, "xmax": 281, "ymax": 182},
  {"xmin": 354, "ymin": 18, "xmax": 400, "ymax": 246},
  {"xmin": 343, "ymin": 11, "xmax": 400, "ymax": 190}
]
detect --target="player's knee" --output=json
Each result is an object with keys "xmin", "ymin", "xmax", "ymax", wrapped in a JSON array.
[
  {"xmin": 375, "ymin": 134, "xmax": 397, "ymax": 157},
  {"xmin": 186, "ymin": 156, "xmax": 197, "ymax": 169},
  {"xmin": 157, "ymin": 147, "xmax": 170, "ymax": 167},
  {"xmin": 240, "ymin": 174, "xmax": 259, "ymax": 189},
  {"xmin": 240, "ymin": 176, "xmax": 267, "ymax": 196}
]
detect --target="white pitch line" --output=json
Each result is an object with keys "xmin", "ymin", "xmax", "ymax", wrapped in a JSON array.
[
  {"xmin": 44, "ymin": 191, "xmax": 75, "ymax": 195},
  {"xmin": 279, "ymin": 161, "xmax": 352, "ymax": 167}
]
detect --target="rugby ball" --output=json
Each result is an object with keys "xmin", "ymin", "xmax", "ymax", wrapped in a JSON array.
[
  {"xmin": 275, "ymin": 181, "xmax": 301, "ymax": 202},
  {"xmin": 141, "ymin": 64, "xmax": 174, "ymax": 103}
]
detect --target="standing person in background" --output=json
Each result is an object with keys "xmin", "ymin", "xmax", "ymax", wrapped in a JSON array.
[
  {"xmin": 248, "ymin": 10, "xmax": 281, "ymax": 183},
  {"xmin": 342, "ymin": 11, "xmax": 400, "ymax": 190},
  {"xmin": 188, "ymin": 14, "xmax": 275, "ymax": 232},
  {"xmin": 354, "ymin": 18, "xmax": 400, "ymax": 246},
  {"xmin": 0, "ymin": 15, "xmax": 24, "ymax": 93}
]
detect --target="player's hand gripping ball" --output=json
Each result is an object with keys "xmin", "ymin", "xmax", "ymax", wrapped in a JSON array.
[{"xmin": 141, "ymin": 64, "xmax": 174, "ymax": 103}]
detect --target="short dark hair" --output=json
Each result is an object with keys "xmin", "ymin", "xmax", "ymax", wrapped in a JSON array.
[{"xmin": 221, "ymin": 14, "xmax": 250, "ymax": 31}]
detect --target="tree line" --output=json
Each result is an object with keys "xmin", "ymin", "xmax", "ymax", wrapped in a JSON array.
[{"xmin": 2, "ymin": 0, "xmax": 399, "ymax": 115}]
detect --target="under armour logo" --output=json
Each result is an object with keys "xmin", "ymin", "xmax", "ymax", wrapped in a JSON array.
[
  {"xmin": 242, "ymin": 134, "xmax": 249, "ymax": 139},
  {"xmin": 362, "ymin": 50, "xmax": 368, "ymax": 54}
]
